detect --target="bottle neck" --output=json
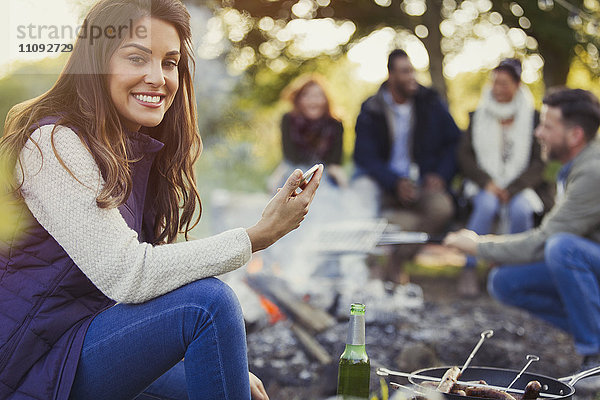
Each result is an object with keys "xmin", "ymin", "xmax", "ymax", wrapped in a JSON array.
[{"xmin": 346, "ymin": 314, "xmax": 365, "ymax": 345}]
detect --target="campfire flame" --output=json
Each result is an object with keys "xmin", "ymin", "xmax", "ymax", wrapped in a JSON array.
[
  {"xmin": 247, "ymin": 256, "xmax": 264, "ymax": 274},
  {"xmin": 258, "ymin": 294, "xmax": 286, "ymax": 324}
]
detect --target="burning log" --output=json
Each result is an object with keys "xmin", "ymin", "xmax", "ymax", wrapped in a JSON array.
[
  {"xmin": 246, "ymin": 274, "xmax": 335, "ymax": 333},
  {"xmin": 246, "ymin": 274, "xmax": 336, "ymax": 365},
  {"xmin": 291, "ymin": 323, "xmax": 333, "ymax": 365}
]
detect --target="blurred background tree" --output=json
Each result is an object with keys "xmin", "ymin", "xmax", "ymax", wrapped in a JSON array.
[
  {"xmin": 2, "ymin": 0, "xmax": 600, "ymax": 237},
  {"xmin": 189, "ymin": 0, "xmax": 600, "ymax": 99}
]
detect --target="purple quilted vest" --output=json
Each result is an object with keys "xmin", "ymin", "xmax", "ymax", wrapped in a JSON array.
[{"xmin": 0, "ymin": 117, "xmax": 164, "ymax": 399}]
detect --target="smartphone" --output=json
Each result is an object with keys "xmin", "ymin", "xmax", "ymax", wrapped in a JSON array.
[{"xmin": 297, "ymin": 164, "xmax": 320, "ymax": 193}]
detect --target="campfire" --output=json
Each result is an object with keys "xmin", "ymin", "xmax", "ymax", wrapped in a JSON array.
[{"xmin": 211, "ymin": 189, "xmax": 582, "ymax": 400}]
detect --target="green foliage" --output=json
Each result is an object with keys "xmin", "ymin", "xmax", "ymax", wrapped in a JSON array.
[
  {"xmin": 0, "ymin": 57, "xmax": 64, "ymax": 242},
  {"xmin": 0, "ymin": 57, "xmax": 64, "ymax": 134}
]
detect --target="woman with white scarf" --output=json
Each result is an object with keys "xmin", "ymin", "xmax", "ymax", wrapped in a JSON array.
[{"xmin": 457, "ymin": 59, "xmax": 550, "ymax": 296}]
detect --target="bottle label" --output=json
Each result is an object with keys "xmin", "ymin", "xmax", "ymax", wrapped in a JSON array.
[{"xmin": 347, "ymin": 314, "xmax": 365, "ymax": 345}]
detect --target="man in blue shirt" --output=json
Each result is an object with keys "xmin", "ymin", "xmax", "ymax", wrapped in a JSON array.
[{"xmin": 353, "ymin": 49, "xmax": 461, "ymax": 280}]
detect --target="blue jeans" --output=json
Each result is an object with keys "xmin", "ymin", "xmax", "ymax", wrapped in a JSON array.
[
  {"xmin": 465, "ymin": 190, "xmax": 534, "ymax": 268},
  {"xmin": 487, "ymin": 233, "xmax": 600, "ymax": 356},
  {"xmin": 69, "ymin": 278, "xmax": 250, "ymax": 400}
]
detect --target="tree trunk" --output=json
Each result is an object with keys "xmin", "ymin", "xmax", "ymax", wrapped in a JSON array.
[
  {"xmin": 422, "ymin": 0, "xmax": 447, "ymax": 101},
  {"xmin": 539, "ymin": 47, "xmax": 572, "ymax": 89}
]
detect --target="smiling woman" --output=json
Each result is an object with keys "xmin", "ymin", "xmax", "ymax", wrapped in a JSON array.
[
  {"xmin": 107, "ymin": 17, "xmax": 180, "ymax": 131},
  {"xmin": 0, "ymin": 0, "xmax": 322, "ymax": 399}
]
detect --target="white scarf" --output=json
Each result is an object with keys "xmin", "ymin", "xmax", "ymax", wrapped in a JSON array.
[{"xmin": 471, "ymin": 85, "xmax": 535, "ymax": 189}]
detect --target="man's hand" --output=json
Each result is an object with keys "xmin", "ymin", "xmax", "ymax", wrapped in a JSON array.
[
  {"xmin": 250, "ymin": 372, "xmax": 269, "ymax": 400},
  {"xmin": 443, "ymin": 229, "xmax": 480, "ymax": 255},
  {"xmin": 396, "ymin": 178, "xmax": 419, "ymax": 206},
  {"xmin": 423, "ymin": 173, "xmax": 446, "ymax": 193}
]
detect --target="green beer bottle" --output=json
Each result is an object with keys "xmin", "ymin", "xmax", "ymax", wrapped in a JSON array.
[{"xmin": 337, "ymin": 303, "xmax": 370, "ymax": 399}]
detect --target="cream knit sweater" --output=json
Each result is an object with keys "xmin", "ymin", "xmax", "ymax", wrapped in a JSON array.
[{"xmin": 16, "ymin": 124, "xmax": 252, "ymax": 304}]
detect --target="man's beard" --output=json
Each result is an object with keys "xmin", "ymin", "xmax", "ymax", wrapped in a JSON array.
[
  {"xmin": 392, "ymin": 82, "xmax": 414, "ymax": 99},
  {"xmin": 541, "ymin": 140, "xmax": 569, "ymax": 162}
]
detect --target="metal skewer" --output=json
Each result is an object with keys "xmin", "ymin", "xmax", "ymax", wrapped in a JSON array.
[
  {"xmin": 376, "ymin": 368, "xmax": 561, "ymax": 399},
  {"xmin": 389, "ymin": 382, "xmax": 427, "ymax": 395},
  {"xmin": 461, "ymin": 329, "xmax": 494, "ymax": 374},
  {"xmin": 506, "ymin": 354, "xmax": 540, "ymax": 390}
]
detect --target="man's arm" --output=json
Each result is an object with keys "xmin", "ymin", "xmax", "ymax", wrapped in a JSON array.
[
  {"xmin": 324, "ymin": 120, "xmax": 344, "ymax": 165},
  {"xmin": 478, "ymin": 155, "xmax": 600, "ymax": 264}
]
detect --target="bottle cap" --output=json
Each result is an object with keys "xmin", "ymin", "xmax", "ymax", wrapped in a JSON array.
[{"xmin": 350, "ymin": 303, "xmax": 365, "ymax": 316}]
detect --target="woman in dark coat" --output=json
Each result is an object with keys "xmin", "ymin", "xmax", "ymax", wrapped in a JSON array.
[{"xmin": 270, "ymin": 75, "xmax": 346, "ymax": 189}]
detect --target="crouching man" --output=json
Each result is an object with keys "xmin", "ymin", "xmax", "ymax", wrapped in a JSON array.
[{"xmin": 444, "ymin": 88, "xmax": 600, "ymax": 389}]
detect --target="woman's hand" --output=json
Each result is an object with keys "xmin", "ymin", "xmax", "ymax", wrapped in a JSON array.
[
  {"xmin": 485, "ymin": 181, "xmax": 510, "ymax": 204},
  {"xmin": 250, "ymin": 372, "xmax": 269, "ymax": 400},
  {"xmin": 443, "ymin": 229, "xmax": 480, "ymax": 255},
  {"xmin": 246, "ymin": 165, "xmax": 323, "ymax": 252}
]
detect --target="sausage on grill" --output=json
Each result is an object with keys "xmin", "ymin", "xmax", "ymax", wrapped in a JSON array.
[
  {"xmin": 437, "ymin": 366, "xmax": 461, "ymax": 393},
  {"xmin": 522, "ymin": 380, "xmax": 542, "ymax": 400},
  {"xmin": 465, "ymin": 387, "xmax": 517, "ymax": 400}
]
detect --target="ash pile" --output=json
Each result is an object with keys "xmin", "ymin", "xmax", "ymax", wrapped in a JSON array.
[{"xmin": 212, "ymin": 189, "xmax": 583, "ymax": 400}]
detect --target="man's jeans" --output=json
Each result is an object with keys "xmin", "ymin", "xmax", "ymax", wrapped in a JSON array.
[
  {"xmin": 465, "ymin": 190, "xmax": 534, "ymax": 268},
  {"xmin": 351, "ymin": 173, "xmax": 454, "ymax": 234},
  {"xmin": 69, "ymin": 278, "xmax": 250, "ymax": 400},
  {"xmin": 488, "ymin": 233, "xmax": 600, "ymax": 356}
]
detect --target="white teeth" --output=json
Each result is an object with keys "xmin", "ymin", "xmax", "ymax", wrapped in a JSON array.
[{"xmin": 134, "ymin": 94, "xmax": 161, "ymax": 104}]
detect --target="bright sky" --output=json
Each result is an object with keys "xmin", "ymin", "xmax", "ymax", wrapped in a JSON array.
[
  {"xmin": 0, "ymin": 0, "xmax": 542, "ymax": 83},
  {"xmin": 1, "ymin": 0, "xmax": 85, "ymax": 76}
]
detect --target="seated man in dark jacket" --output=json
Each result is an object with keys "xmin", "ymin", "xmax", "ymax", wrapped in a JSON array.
[{"xmin": 353, "ymin": 49, "xmax": 461, "ymax": 279}]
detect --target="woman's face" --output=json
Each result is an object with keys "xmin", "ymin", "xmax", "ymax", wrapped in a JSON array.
[
  {"xmin": 107, "ymin": 17, "xmax": 180, "ymax": 131},
  {"xmin": 491, "ymin": 70, "xmax": 519, "ymax": 104},
  {"xmin": 297, "ymin": 83, "xmax": 328, "ymax": 120}
]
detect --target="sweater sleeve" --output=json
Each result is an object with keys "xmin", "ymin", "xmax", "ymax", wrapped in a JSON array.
[
  {"xmin": 17, "ymin": 125, "xmax": 252, "ymax": 304},
  {"xmin": 505, "ymin": 111, "xmax": 544, "ymax": 197},
  {"xmin": 505, "ymin": 139, "xmax": 545, "ymax": 197}
]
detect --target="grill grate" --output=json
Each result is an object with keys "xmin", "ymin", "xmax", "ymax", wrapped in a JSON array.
[
  {"xmin": 309, "ymin": 219, "xmax": 388, "ymax": 254},
  {"xmin": 308, "ymin": 219, "xmax": 439, "ymax": 254}
]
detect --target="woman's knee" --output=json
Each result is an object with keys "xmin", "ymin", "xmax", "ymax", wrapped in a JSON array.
[
  {"xmin": 508, "ymin": 195, "xmax": 534, "ymax": 221},
  {"xmin": 170, "ymin": 278, "xmax": 243, "ymax": 322},
  {"xmin": 173, "ymin": 279, "xmax": 244, "ymax": 343},
  {"xmin": 473, "ymin": 190, "xmax": 499, "ymax": 218}
]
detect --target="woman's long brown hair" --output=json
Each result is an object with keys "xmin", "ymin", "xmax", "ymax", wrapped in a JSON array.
[
  {"xmin": 282, "ymin": 74, "xmax": 336, "ymax": 120},
  {"xmin": 0, "ymin": 0, "xmax": 201, "ymax": 244}
]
